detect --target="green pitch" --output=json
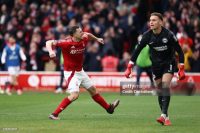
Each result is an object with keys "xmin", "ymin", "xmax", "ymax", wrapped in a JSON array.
[{"xmin": 0, "ymin": 92, "xmax": 199, "ymax": 133}]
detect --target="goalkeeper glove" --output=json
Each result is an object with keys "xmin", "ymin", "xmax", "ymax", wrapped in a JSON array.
[
  {"xmin": 125, "ymin": 61, "xmax": 134, "ymax": 78},
  {"xmin": 177, "ymin": 63, "xmax": 185, "ymax": 80}
]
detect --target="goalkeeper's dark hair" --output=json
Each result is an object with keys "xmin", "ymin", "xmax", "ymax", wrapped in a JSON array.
[
  {"xmin": 68, "ymin": 26, "xmax": 80, "ymax": 36},
  {"xmin": 150, "ymin": 12, "xmax": 163, "ymax": 21}
]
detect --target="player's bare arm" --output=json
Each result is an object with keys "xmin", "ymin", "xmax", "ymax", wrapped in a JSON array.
[
  {"xmin": 84, "ymin": 32, "xmax": 104, "ymax": 44},
  {"xmin": 46, "ymin": 40, "xmax": 57, "ymax": 58}
]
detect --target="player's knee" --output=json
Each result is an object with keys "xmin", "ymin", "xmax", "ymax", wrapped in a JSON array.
[
  {"xmin": 88, "ymin": 86, "xmax": 97, "ymax": 96},
  {"xmin": 162, "ymin": 82, "xmax": 170, "ymax": 88},
  {"xmin": 68, "ymin": 93, "xmax": 79, "ymax": 101}
]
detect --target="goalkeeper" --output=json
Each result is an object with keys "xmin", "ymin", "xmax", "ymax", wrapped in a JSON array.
[{"xmin": 125, "ymin": 12, "xmax": 185, "ymax": 126}]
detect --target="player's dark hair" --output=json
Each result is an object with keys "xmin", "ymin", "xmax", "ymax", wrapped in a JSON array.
[
  {"xmin": 68, "ymin": 26, "xmax": 80, "ymax": 36},
  {"xmin": 150, "ymin": 12, "xmax": 163, "ymax": 21}
]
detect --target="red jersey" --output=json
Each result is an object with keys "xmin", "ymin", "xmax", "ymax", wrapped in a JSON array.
[{"xmin": 56, "ymin": 37, "xmax": 89, "ymax": 71}]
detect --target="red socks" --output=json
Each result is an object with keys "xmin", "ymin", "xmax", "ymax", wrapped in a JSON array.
[
  {"xmin": 53, "ymin": 98, "xmax": 71, "ymax": 116},
  {"xmin": 52, "ymin": 94, "xmax": 109, "ymax": 116},
  {"xmin": 92, "ymin": 93, "xmax": 110, "ymax": 110},
  {"xmin": 14, "ymin": 85, "xmax": 22, "ymax": 91}
]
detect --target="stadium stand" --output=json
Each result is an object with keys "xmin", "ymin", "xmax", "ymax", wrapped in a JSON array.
[{"xmin": 0, "ymin": 0, "xmax": 199, "ymax": 72}]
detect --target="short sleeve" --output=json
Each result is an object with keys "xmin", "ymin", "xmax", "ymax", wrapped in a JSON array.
[{"xmin": 56, "ymin": 40, "xmax": 69, "ymax": 48}]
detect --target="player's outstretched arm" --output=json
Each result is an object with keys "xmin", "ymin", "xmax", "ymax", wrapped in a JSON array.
[
  {"xmin": 46, "ymin": 40, "xmax": 57, "ymax": 58},
  {"xmin": 84, "ymin": 32, "xmax": 104, "ymax": 44}
]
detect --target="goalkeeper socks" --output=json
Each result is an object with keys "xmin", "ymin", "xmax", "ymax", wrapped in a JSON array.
[
  {"xmin": 92, "ymin": 93, "xmax": 110, "ymax": 110},
  {"xmin": 160, "ymin": 87, "xmax": 170, "ymax": 117},
  {"xmin": 53, "ymin": 97, "xmax": 71, "ymax": 116},
  {"xmin": 162, "ymin": 96, "xmax": 170, "ymax": 117},
  {"xmin": 158, "ymin": 96, "xmax": 163, "ymax": 111}
]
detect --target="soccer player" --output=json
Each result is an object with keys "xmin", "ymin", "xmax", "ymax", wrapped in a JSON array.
[
  {"xmin": 125, "ymin": 12, "xmax": 185, "ymax": 126},
  {"xmin": 46, "ymin": 26, "xmax": 120, "ymax": 120},
  {"xmin": 1, "ymin": 36, "xmax": 26, "ymax": 95}
]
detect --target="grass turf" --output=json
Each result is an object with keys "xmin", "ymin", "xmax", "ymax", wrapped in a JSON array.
[{"xmin": 0, "ymin": 92, "xmax": 199, "ymax": 133}]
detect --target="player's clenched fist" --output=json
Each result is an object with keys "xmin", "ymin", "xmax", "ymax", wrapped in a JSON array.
[
  {"xmin": 97, "ymin": 38, "xmax": 104, "ymax": 44},
  {"xmin": 49, "ymin": 51, "xmax": 56, "ymax": 58}
]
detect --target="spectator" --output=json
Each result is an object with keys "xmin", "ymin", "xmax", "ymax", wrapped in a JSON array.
[
  {"xmin": 0, "ymin": 0, "xmax": 199, "ymax": 72},
  {"xmin": 189, "ymin": 48, "xmax": 200, "ymax": 72},
  {"xmin": 84, "ymin": 42, "xmax": 102, "ymax": 71},
  {"xmin": 101, "ymin": 49, "xmax": 119, "ymax": 72},
  {"xmin": 118, "ymin": 51, "xmax": 131, "ymax": 72},
  {"xmin": 182, "ymin": 44, "xmax": 193, "ymax": 71},
  {"xmin": 55, "ymin": 52, "xmax": 65, "ymax": 94}
]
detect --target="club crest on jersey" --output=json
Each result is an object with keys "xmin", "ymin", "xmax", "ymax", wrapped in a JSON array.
[
  {"xmin": 153, "ymin": 45, "xmax": 168, "ymax": 51},
  {"xmin": 162, "ymin": 38, "xmax": 168, "ymax": 43}
]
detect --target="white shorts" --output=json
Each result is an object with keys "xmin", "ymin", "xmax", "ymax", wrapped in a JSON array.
[
  {"xmin": 64, "ymin": 69, "xmax": 93, "ymax": 93},
  {"xmin": 8, "ymin": 66, "xmax": 20, "ymax": 76}
]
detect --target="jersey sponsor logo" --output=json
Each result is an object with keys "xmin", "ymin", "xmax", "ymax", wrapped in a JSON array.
[
  {"xmin": 70, "ymin": 48, "xmax": 85, "ymax": 54},
  {"xmin": 9, "ymin": 55, "xmax": 18, "ymax": 60},
  {"xmin": 162, "ymin": 38, "xmax": 168, "ymax": 43},
  {"xmin": 8, "ymin": 51, "xmax": 18, "ymax": 60},
  {"xmin": 153, "ymin": 45, "xmax": 168, "ymax": 51}
]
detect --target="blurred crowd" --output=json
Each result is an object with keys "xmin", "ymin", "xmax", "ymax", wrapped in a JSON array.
[{"xmin": 0, "ymin": 0, "xmax": 200, "ymax": 72}]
